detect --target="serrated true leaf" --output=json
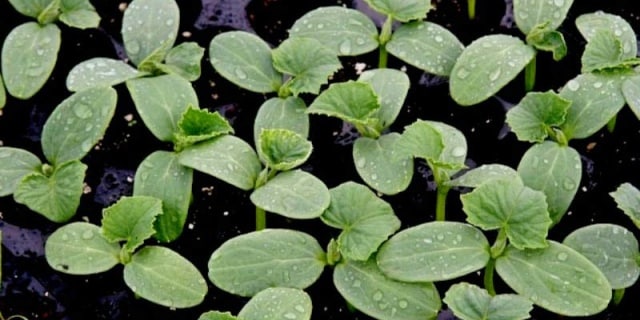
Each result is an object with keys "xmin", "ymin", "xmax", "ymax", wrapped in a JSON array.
[
  {"xmin": 175, "ymin": 106, "xmax": 233, "ymax": 149},
  {"xmin": 208, "ymin": 229, "xmax": 325, "ymax": 297},
  {"xmin": 124, "ymin": 246, "xmax": 207, "ymax": 308},
  {"xmin": 289, "ymin": 6, "xmax": 378, "ymax": 56},
  {"xmin": 496, "ymin": 241, "xmax": 612, "ymax": 316},
  {"xmin": 387, "ymin": 21, "xmax": 464, "ymax": 76},
  {"xmin": 66, "ymin": 58, "xmax": 143, "ymax": 91},
  {"xmin": 576, "ymin": 12, "xmax": 637, "ymax": 60},
  {"xmin": 45, "ymin": 222, "xmax": 120, "ymax": 275},
  {"xmin": 42, "ymin": 87, "xmax": 117, "ymax": 165},
  {"xmin": 443, "ymin": 282, "xmax": 533, "ymax": 320},
  {"xmin": 364, "ymin": 0, "xmax": 432, "ymax": 22},
  {"xmin": 59, "ymin": 0, "xmax": 100, "ymax": 29},
  {"xmin": 0, "ymin": 147, "xmax": 41, "ymax": 196},
  {"xmin": 253, "ymin": 97, "xmax": 309, "ymax": 145},
  {"xmin": 353, "ymin": 134, "xmax": 413, "ymax": 195},
  {"xmin": 622, "ymin": 76, "xmax": 640, "ymax": 120},
  {"xmin": 461, "ymin": 177, "xmax": 551, "ymax": 249},
  {"xmin": 446, "ymin": 164, "xmax": 518, "ymax": 188},
  {"xmin": 272, "ymin": 37, "xmax": 342, "ymax": 96},
  {"xmin": 238, "ymin": 287, "xmax": 312, "ymax": 320},
  {"xmin": 525, "ymin": 23, "xmax": 567, "ymax": 61},
  {"xmin": 1, "ymin": 22, "xmax": 61, "ymax": 99},
  {"xmin": 14, "ymin": 160, "xmax": 86, "ymax": 223},
  {"xmin": 198, "ymin": 311, "xmax": 238, "ymax": 320},
  {"xmin": 581, "ymin": 29, "xmax": 625, "ymax": 72},
  {"xmin": 8, "ymin": 0, "xmax": 51, "ymax": 18},
  {"xmin": 156, "ymin": 42, "xmax": 205, "ymax": 81},
  {"xmin": 610, "ymin": 183, "xmax": 640, "ymax": 228},
  {"xmin": 377, "ymin": 221, "xmax": 490, "ymax": 282},
  {"xmin": 358, "ymin": 68, "xmax": 409, "ymax": 130},
  {"xmin": 258, "ymin": 129, "xmax": 312, "ymax": 171},
  {"xmin": 505, "ymin": 91, "xmax": 570, "ymax": 143},
  {"xmin": 101, "ymin": 196, "xmax": 163, "ymax": 254},
  {"xmin": 513, "ymin": 0, "xmax": 574, "ymax": 35},
  {"xmin": 397, "ymin": 119, "xmax": 444, "ymax": 162}
]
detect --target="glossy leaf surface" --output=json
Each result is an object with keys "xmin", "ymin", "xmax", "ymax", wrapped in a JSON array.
[
  {"xmin": 358, "ymin": 68, "xmax": 409, "ymax": 130},
  {"xmin": 576, "ymin": 12, "xmax": 637, "ymax": 59},
  {"xmin": 66, "ymin": 58, "xmax": 142, "ymax": 91},
  {"xmin": 59, "ymin": 0, "xmax": 100, "ymax": 29},
  {"xmin": 101, "ymin": 196, "xmax": 163, "ymax": 254},
  {"xmin": 159, "ymin": 42, "xmax": 205, "ymax": 81},
  {"xmin": 175, "ymin": 106, "xmax": 233, "ymax": 149},
  {"xmin": 0, "ymin": 147, "xmax": 41, "ymax": 197},
  {"xmin": 353, "ymin": 134, "xmax": 413, "ymax": 195},
  {"xmin": 443, "ymin": 282, "xmax": 533, "ymax": 320},
  {"xmin": 363, "ymin": 0, "xmax": 432, "ymax": 22},
  {"xmin": 505, "ymin": 91, "xmax": 570, "ymax": 143},
  {"xmin": 253, "ymin": 97, "xmax": 309, "ymax": 145},
  {"xmin": 238, "ymin": 287, "xmax": 312, "ymax": 320},
  {"xmin": 513, "ymin": 0, "xmax": 574, "ymax": 35},
  {"xmin": 258, "ymin": 129, "xmax": 312, "ymax": 171}
]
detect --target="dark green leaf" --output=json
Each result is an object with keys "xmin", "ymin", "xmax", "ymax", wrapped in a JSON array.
[
  {"xmin": 258, "ymin": 129, "xmax": 312, "ymax": 171},
  {"xmin": 526, "ymin": 24, "xmax": 567, "ymax": 61},
  {"xmin": 66, "ymin": 58, "xmax": 143, "ymax": 91},
  {"xmin": 363, "ymin": 0, "xmax": 432, "ymax": 22},
  {"xmin": 610, "ymin": 183, "xmax": 640, "ymax": 229},
  {"xmin": 397, "ymin": 119, "xmax": 444, "ymax": 162},
  {"xmin": 157, "ymin": 42, "xmax": 205, "ymax": 81},
  {"xmin": 505, "ymin": 91, "xmax": 570, "ymax": 143},
  {"xmin": 101, "ymin": 196, "xmax": 163, "ymax": 254},
  {"xmin": 175, "ymin": 106, "xmax": 233, "ymax": 149},
  {"xmin": 443, "ymin": 283, "xmax": 533, "ymax": 320},
  {"xmin": 0, "ymin": 147, "xmax": 41, "ymax": 197},
  {"xmin": 353, "ymin": 134, "xmax": 413, "ymax": 195},
  {"xmin": 238, "ymin": 287, "xmax": 312, "ymax": 320},
  {"xmin": 253, "ymin": 97, "xmax": 309, "ymax": 145}
]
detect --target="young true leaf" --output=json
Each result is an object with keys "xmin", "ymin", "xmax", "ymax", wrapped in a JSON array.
[
  {"xmin": 564, "ymin": 224, "xmax": 640, "ymax": 289},
  {"xmin": 525, "ymin": 23, "xmax": 567, "ymax": 61},
  {"xmin": 386, "ymin": 21, "xmax": 464, "ymax": 76},
  {"xmin": 576, "ymin": 12, "xmax": 637, "ymax": 60},
  {"xmin": 429, "ymin": 121, "xmax": 468, "ymax": 178},
  {"xmin": 358, "ymin": 68, "xmax": 409, "ymax": 130},
  {"xmin": 209, "ymin": 31, "xmax": 282, "ymax": 93},
  {"xmin": 1, "ymin": 22, "xmax": 61, "ymax": 99},
  {"xmin": 446, "ymin": 164, "xmax": 518, "ymax": 188},
  {"xmin": 45, "ymin": 222, "xmax": 120, "ymax": 275},
  {"xmin": 288, "ymin": 6, "xmax": 378, "ymax": 56},
  {"xmin": 443, "ymin": 283, "xmax": 533, "ymax": 320},
  {"xmin": 377, "ymin": 222, "xmax": 490, "ymax": 282},
  {"xmin": 137, "ymin": 40, "xmax": 176, "ymax": 73},
  {"xmin": 199, "ymin": 311, "xmax": 237, "ymax": 320},
  {"xmin": 397, "ymin": 119, "xmax": 444, "ymax": 162},
  {"xmin": 321, "ymin": 182, "xmax": 400, "ymax": 261},
  {"xmin": 238, "ymin": 287, "xmax": 312, "ymax": 320},
  {"xmin": 66, "ymin": 58, "xmax": 144, "ymax": 91},
  {"xmin": 179, "ymin": 135, "xmax": 262, "ymax": 191},
  {"xmin": 42, "ymin": 87, "xmax": 117, "ymax": 165},
  {"xmin": 0, "ymin": 73, "xmax": 6, "ymax": 109},
  {"xmin": 623, "ymin": 76, "xmax": 640, "ymax": 120},
  {"xmin": 7, "ymin": 0, "xmax": 51, "ymax": 18},
  {"xmin": 175, "ymin": 106, "xmax": 233, "ymax": 149},
  {"xmin": 127, "ymin": 74, "xmax": 198, "ymax": 142},
  {"xmin": 513, "ymin": 0, "xmax": 574, "ymax": 35},
  {"xmin": 364, "ymin": 0, "xmax": 432, "ymax": 22},
  {"xmin": 461, "ymin": 177, "xmax": 551, "ymax": 250},
  {"xmin": 610, "ymin": 183, "xmax": 640, "ymax": 228},
  {"xmin": 37, "ymin": 0, "xmax": 61, "ymax": 25},
  {"xmin": 581, "ymin": 30, "xmax": 626, "ymax": 72},
  {"xmin": 121, "ymin": 0, "xmax": 179, "ymax": 66},
  {"xmin": 250, "ymin": 170, "xmax": 330, "ymax": 219},
  {"xmin": 450, "ymin": 35, "xmax": 536, "ymax": 106},
  {"xmin": 58, "ymin": 0, "xmax": 100, "ymax": 29},
  {"xmin": 517, "ymin": 141, "xmax": 581, "ymax": 224},
  {"xmin": 208, "ymin": 229, "xmax": 325, "ymax": 297},
  {"xmin": 101, "ymin": 196, "xmax": 163, "ymax": 254},
  {"xmin": 0, "ymin": 147, "xmax": 41, "ymax": 197},
  {"xmin": 334, "ymin": 259, "xmax": 441, "ymax": 320},
  {"xmin": 253, "ymin": 97, "xmax": 309, "ymax": 145},
  {"xmin": 495, "ymin": 241, "xmax": 612, "ymax": 316},
  {"xmin": 133, "ymin": 151, "xmax": 192, "ymax": 242},
  {"xmin": 123, "ymin": 246, "xmax": 208, "ymax": 308},
  {"xmin": 156, "ymin": 42, "xmax": 205, "ymax": 81},
  {"xmin": 272, "ymin": 37, "xmax": 342, "ymax": 96},
  {"xmin": 258, "ymin": 129, "xmax": 312, "ymax": 171},
  {"xmin": 14, "ymin": 160, "xmax": 87, "ymax": 223},
  {"xmin": 353, "ymin": 134, "xmax": 413, "ymax": 195},
  {"xmin": 505, "ymin": 91, "xmax": 570, "ymax": 143}
]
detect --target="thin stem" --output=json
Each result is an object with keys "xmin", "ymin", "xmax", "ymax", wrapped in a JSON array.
[
  {"xmin": 613, "ymin": 288, "xmax": 625, "ymax": 305},
  {"xmin": 378, "ymin": 15, "xmax": 393, "ymax": 68},
  {"xmin": 484, "ymin": 259, "xmax": 497, "ymax": 296},
  {"xmin": 435, "ymin": 186, "xmax": 450, "ymax": 221},
  {"xmin": 490, "ymin": 228, "xmax": 508, "ymax": 258},
  {"xmin": 468, "ymin": 0, "xmax": 476, "ymax": 20},
  {"xmin": 607, "ymin": 115, "xmax": 617, "ymax": 133},
  {"xmin": 256, "ymin": 206, "xmax": 266, "ymax": 231},
  {"xmin": 524, "ymin": 54, "xmax": 537, "ymax": 92}
]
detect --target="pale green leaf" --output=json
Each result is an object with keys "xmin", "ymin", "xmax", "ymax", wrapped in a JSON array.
[
  {"xmin": 258, "ymin": 129, "xmax": 312, "ymax": 171},
  {"xmin": 334, "ymin": 259, "xmax": 441, "ymax": 320},
  {"xmin": 387, "ymin": 21, "xmax": 464, "ymax": 76},
  {"xmin": 42, "ymin": 87, "xmax": 117, "ymax": 165},
  {"xmin": 450, "ymin": 35, "xmax": 536, "ymax": 106},
  {"xmin": 363, "ymin": 0, "xmax": 432, "ymax": 22},
  {"xmin": 100, "ymin": 196, "xmax": 163, "ymax": 254},
  {"xmin": 610, "ymin": 183, "xmax": 640, "ymax": 229},
  {"xmin": 157, "ymin": 42, "xmax": 205, "ymax": 81},
  {"xmin": 429, "ymin": 121, "xmax": 468, "ymax": 179},
  {"xmin": 59, "ymin": 0, "xmax": 100, "ymax": 29},
  {"xmin": 377, "ymin": 221, "xmax": 490, "ymax": 282},
  {"xmin": 66, "ymin": 58, "xmax": 143, "ymax": 91},
  {"xmin": 137, "ymin": 40, "xmax": 174, "ymax": 74},
  {"xmin": 36, "ymin": 0, "xmax": 60, "ymax": 24},
  {"xmin": 397, "ymin": 119, "xmax": 444, "ymax": 162},
  {"xmin": 0, "ymin": 147, "xmax": 41, "ymax": 197},
  {"xmin": 353, "ymin": 134, "xmax": 413, "ymax": 195},
  {"xmin": 525, "ymin": 24, "xmax": 567, "ymax": 61},
  {"xmin": 622, "ymin": 76, "xmax": 640, "ymax": 120},
  {"xmin": 45, "ymin": 222, "xmax": 120, "ymax": 275},
  {"xmin": 238, "ymin": 287, "xmax": 312, "ymax": 320},
  {"xmin": 198, "ymin": 311, "xmax": 237, "ymax": 320},
  {"xmin": 8, "ymin": 0, "xmax": 52, "ymax": 18},
  {"xmin": 495, "ymin": 241, "xmax": 612, "ymax": 316},
  {"xmin": 443, "ymin": 283, "xmax": 533, "ymax": 320},
  {"xmin": 208, "ymin": 229, "xmax": 325, "ymax": 297},
  {"xmin": 124, "ymin": 246, "xmax": 208, "ymax": 308},
  {"xmin": 446, "ymin": 164, "xmax": 518, "ymax": 188},
  {"xmin": 576, "ymin": 12, "xmax": 637, "ymax": 59},
  {"xmin": 505, "ymin": 91, "xmax": 570, "ymax": 143},
  {"xmin": 253, "ymin": 97, "xmax": 309, "ymax": 145},
  {"xmin": 513, "ymin": 0, "xmax": 574, "ymax": 35},
  {"xmin": 581, "ymin": 29, "xmax": 626, "ymax": 72},
  {"xmin": 1, "ymin": 22, "xmax": 61, "ymax": 99},
  {"xmin": 358, "ymin": 68, "xmax": 409, "ymax": 129},
  {"xmin": 175, "ymin": 106, "xmax": 233, "ymax": 149}
]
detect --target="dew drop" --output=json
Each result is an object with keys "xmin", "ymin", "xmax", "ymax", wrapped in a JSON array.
[
  {"xmin": 352, "ymin": 280, "xmax": 361, "ymax": 288},
  {"xmin": 372, "ymin": 290, "xmax": 383, "ymax": 301},
  {"xmin": 563, "ymin": 178, "xmax": 576, "ymax": 190},
  {"xmin": 126, "ymin": 40, "xmax": 141, "ymax": 55},
  {"xmin": 356, "ymin": 38, "xmax": 366, "ymax": 45},
  {"xmin": 398, "ymin": 300, "xmax": 408, "ymax": 309},
  {"xmin": 451, "ymin": 146, "xmax": 465, "ymax": 157},
  {"xmin": 436, "ymin": 234, "xmax": 444, "ymax": 241},
  {"xmin": 284, "ymin": 312, "xmax": 297, "ymax": 319},
  {"xmin": 434, "ymin": 35, "xmax": 443, "ymax": 43},
  {"xmin": 81, "ymin": 230, "xmax": 94, "ymax": 240},
  {"xmin": 489, "ymin": 68, "xmax": 502, "ymax": 81},
  {"xmin": 557, "ymin": 252, "xmax": 568, "ymax": 261},
  {"xmin": 294, "ymin": 305, "xmax": 305, "ymax": 312},
  {"xmin": 339, "ymin": 40, "xmax": 352, "ymax": 55},
  {"xmin": 234, "ymin": 68, "xmax": 248, "ymax": 80},
  {"xmin": 355, "ymin": 157, "xmax": 366, "ymax": 169},
  {"xmin": 166, "ymin": 19, "xmax": 174, "ymax": 26},
  {"xmin": 73, "ymin": 103, "xmax": 92, "ymax": 119},
  {"xmin": 61, "ymin": 233, "xmax": 70, "ymax": 241},
  {"xmin": 566, "ymin": 79, "xmax": 580, "ymax": 91},
  {"xmin": 554, "ymin": 0, "xmax": 565, "ymax": 6},
  {"xmin": 456, "ymin": 67, "xmax": 470, "ymax": 79}
]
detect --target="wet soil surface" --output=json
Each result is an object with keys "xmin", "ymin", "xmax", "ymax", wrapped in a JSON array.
[{"xmin": 1, "ymin": 0, "xmax": 640, "ymax": 319}]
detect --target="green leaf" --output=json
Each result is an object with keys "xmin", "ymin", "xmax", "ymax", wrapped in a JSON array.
[
  {"xmin": 198, "ymin": 311, "xmax": 238, "ymax": 320},
  {"xmin": 334, "ymin": 259, "xmax": 441, "ymax": 320},
  {"xmin": 581, "ymin": 29, "xmax": 626, "ymax": 72},
  {"xmin": 505, "ymin": 91, "xmax": 570, "ymax": 143},
  {"xmin": 353, "ymin": 134, "xmax": 413, "ymax": 195},
  {"xmin": 576, "ymin": 12, "xmax": 637, "ymax": 60},
  {"xmin": 495, "ymin": 241, "xmax": 612, "ymax": 316},
  {"xmin": 610, "ymin": 183, "xmax": 640, "ymax": 228},
  {"xmin": 250, "ymin": 170, "xmax": 330, "ymax": 219},
  {"xmin": 461, "ymin": 177, "xmax": 551, "ymax": 250},
  {"xmin": 8, "ymin": 0, "xmax": 52, "ymax": 18},
  {"xmin": 387, "ymin": 21, "xmax": 464, "ymax": 76},
  {"xmin": 358, "ymin": 68, "xmax": 409, "ymax": 130},
  {"xmin": 513, "ymin": 0, "xmax": 574, "ymax": 35},
  {"xmin": 564, "ymin": 224, "xmax": 640, "ymax": 289},
  {"xmin": 272, "ymin": 37, "xmax": 342, "ymax": 96},
  {"xmin": 1, "ymin": 22, "xmax": 61, "ymax": 99},
  {"xmin": 559, "ymin": 73, "xmax": 626, "ymax": 140},
  {"xmin": 377, "ymin": 221, "xmax": 490, "ymax": 282},
  {"xmin": 156, "ymin": 42, "xmax": 205, "ymax": 81},
  {"xmin": 121, "ymin": 0, "xmax": 179, "ymax": 66},
  {"xmin": 175, "ymin": 106, "xmax": 234, "ymax": 149},
  {"xmin": 0, "ymin": 73, "xmax": 5, "ymax": 109},
  {"xmin": 238, "ymin": 287, "xmax": 312, "ymax": 320},
  {"xmin": 517, "ymin": 141, "xmax": 581, "ymax": 224},
  {"xmin": 321, "ymin": 182, "xmax": 400, "ymax": 261},
  {"xmin": 253, "ymin": 97, "xmax": 309, "ymax": 145},
  {"xmin": 443, "ymin": 282, "xmax": 533, "ymax": 320},
  {"xmin": 446, "ymin": 164, "xmax": 518, "ymax": 188},
  {"xmin": 622, "ymin": 76, "xmax": 640, "ymax": 120},
  {"xmin": 124, "ymin": 246, "xmax": 208, "ymax": 308},
  {"xmin": 428, "ymin": 121, "xmax": 468, "ymax": 179},
  {"xmin": 37, "ymin": 0, "xmax": 61, "ymax": 24},
  {"xmin": 42, "ymin": 87, "xmax": 117, "ymax": 165},
  {"xmin": 127, "ymin": 74, "xmax": 198, "ymax": 142},
  {"xmin": 179, "ymin": 135, "xmax": 261, "ymax": 191},
  {"xmin": 208, "ymin": 229, "xmax": 325, "ymax": 297},
  {"xmin": 133, "ymin": 151, "xmax": 192, "ymax": 242},
  {"xmin": 66, "ymin": 58, "xmax": 143, "ymax": 91},
  {"xmin": 209, "ymin": 31, "xmax": 282, "ymax": 93},
  {"xmin": 363, "ymin": 0, "xmax": 432, "ymax": 22},
  {"xmin": 289, "ymin": 6, "xmax": 378, "ymax": 56},
  {"xmin": 45, "ymin": 222, "xmax": 120, "ymax": 275},
  {"xmin": 258, "ymin": 129, "xmax": 312, "ymax": 171},
  {"xmin": 100, "ymin": 196, "xmax": 163, "ymax": 254},
  {"xmin": 14, "ymin": 160, "xmax": 86, "ymax": 223},
  {"xmin": 0, "ymin": 147, "xmax": 41, "ymax": 197},
  {"xmin": 307, "ymin": 81, "xmax": 380, "ymax": 137},
  {"xmin": 137, "ymin": 40, "xmax": 174, "ymax": 74},
  {"xmin": 397, "ymin": 119, "xmax": 444, "ymax": 162},
  {"xmin": 59, "ymin": 0, "xmax": 100, "ymax": 29},
  {"xmin": 450, "ymin": 35, "xmax": 536, "ymax": 106},
  {"xmin": 525, "ymin": 24, "xmax": 567, "ymax": 61}
]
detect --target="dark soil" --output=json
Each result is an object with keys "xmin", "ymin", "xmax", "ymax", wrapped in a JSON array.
[{"xmin": 1, "ymin": 0, "xmax": 640, "ymax": 319}]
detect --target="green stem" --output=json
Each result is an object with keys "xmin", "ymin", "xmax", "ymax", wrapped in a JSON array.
[
  {"xmin": 607, "ymin": 115, "xmax": 617, "ymax": 133},
  {"xmin": 490, "ymin": 229, "xmax": 508, "ymax": 258},
  {"xmin": 484, "ymin": 259, "xmax": 497, "ymax": 296},
  {"xmin": 468, "ymin": 0, "xmax": 476, "ymax": 20},
  {"xmin": 613, "ymin": 288, "xmax": 625, "ymax": 305},
  {"xmin": 378, "ymin": 15, "xmax": 393, "ymax": 68},
  {"xmin": 435, "ymin": 186, "xmax": 450, "ymax": 221},
  {"xmin": 256, "ymin": 206, "xmax": 266, "ymax": 231},
  {"xmin": 524, "ymin": 54, "xmax": 537, "ymax": 92}
]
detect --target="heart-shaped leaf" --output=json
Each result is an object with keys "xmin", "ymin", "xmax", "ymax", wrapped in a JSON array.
[
  {"xmin": 156, "ymin": 42, "xmax": 205, "ymax": 81},
  {"xmin": 610, "ymin": 183, "xmax": 640, "ymax": 229},
  {"xmin": 66, "ymin": 58, "xmax": 143, "ymax": 91},
  {"xmin": 353, "ymin": 134, "xmax": 413, "ymax": 195},
  {"xmin": 513, "ymin": 0, "xmax": 574, "ymax": 35},
  {"xmin": 258, "ymin": 129, "xmax": 312, "ymax": 171},
  {"xmin": 238, "ymin": 287, "xmax": 312, "ymax": 320},
  {"xmin": 363, "ymin": 0, "xmax": 432, "ymax": 22},
  {"xmin": 253, "ymin": 97, "xmax": 309, "ymax": 145},
  {"xmin": 175, "ymin": 106, "xmax": 233, "ymax": 150},
  {"xmin": 358, "ymin": 68, "xmax": 409, "ymax": 130},
  {"xmin": 576, "ymin": 12, "xmax": 637, "ymax": 60},
  {"xmin": 446, "ymin": 164, "xmax": 518, "ymax": 188},
  {"xmin": 505, "ymin": 91, "xmax": 570, "ymax": 143},
  {"xmin": 443, "ymin": 282, "xmax": 533, "ymax": 320},
  {"xmin": 101, "ymin": 196, "xmax": 163, "ymax": 254},
  {"xmin": 0, "ymin": 147, "xmax": 41, "ymax": 197}
]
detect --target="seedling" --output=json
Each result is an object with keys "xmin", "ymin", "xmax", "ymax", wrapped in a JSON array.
[{"xmin": 199, "ymin": 288, "xmax": 312, "ymax": 320}]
